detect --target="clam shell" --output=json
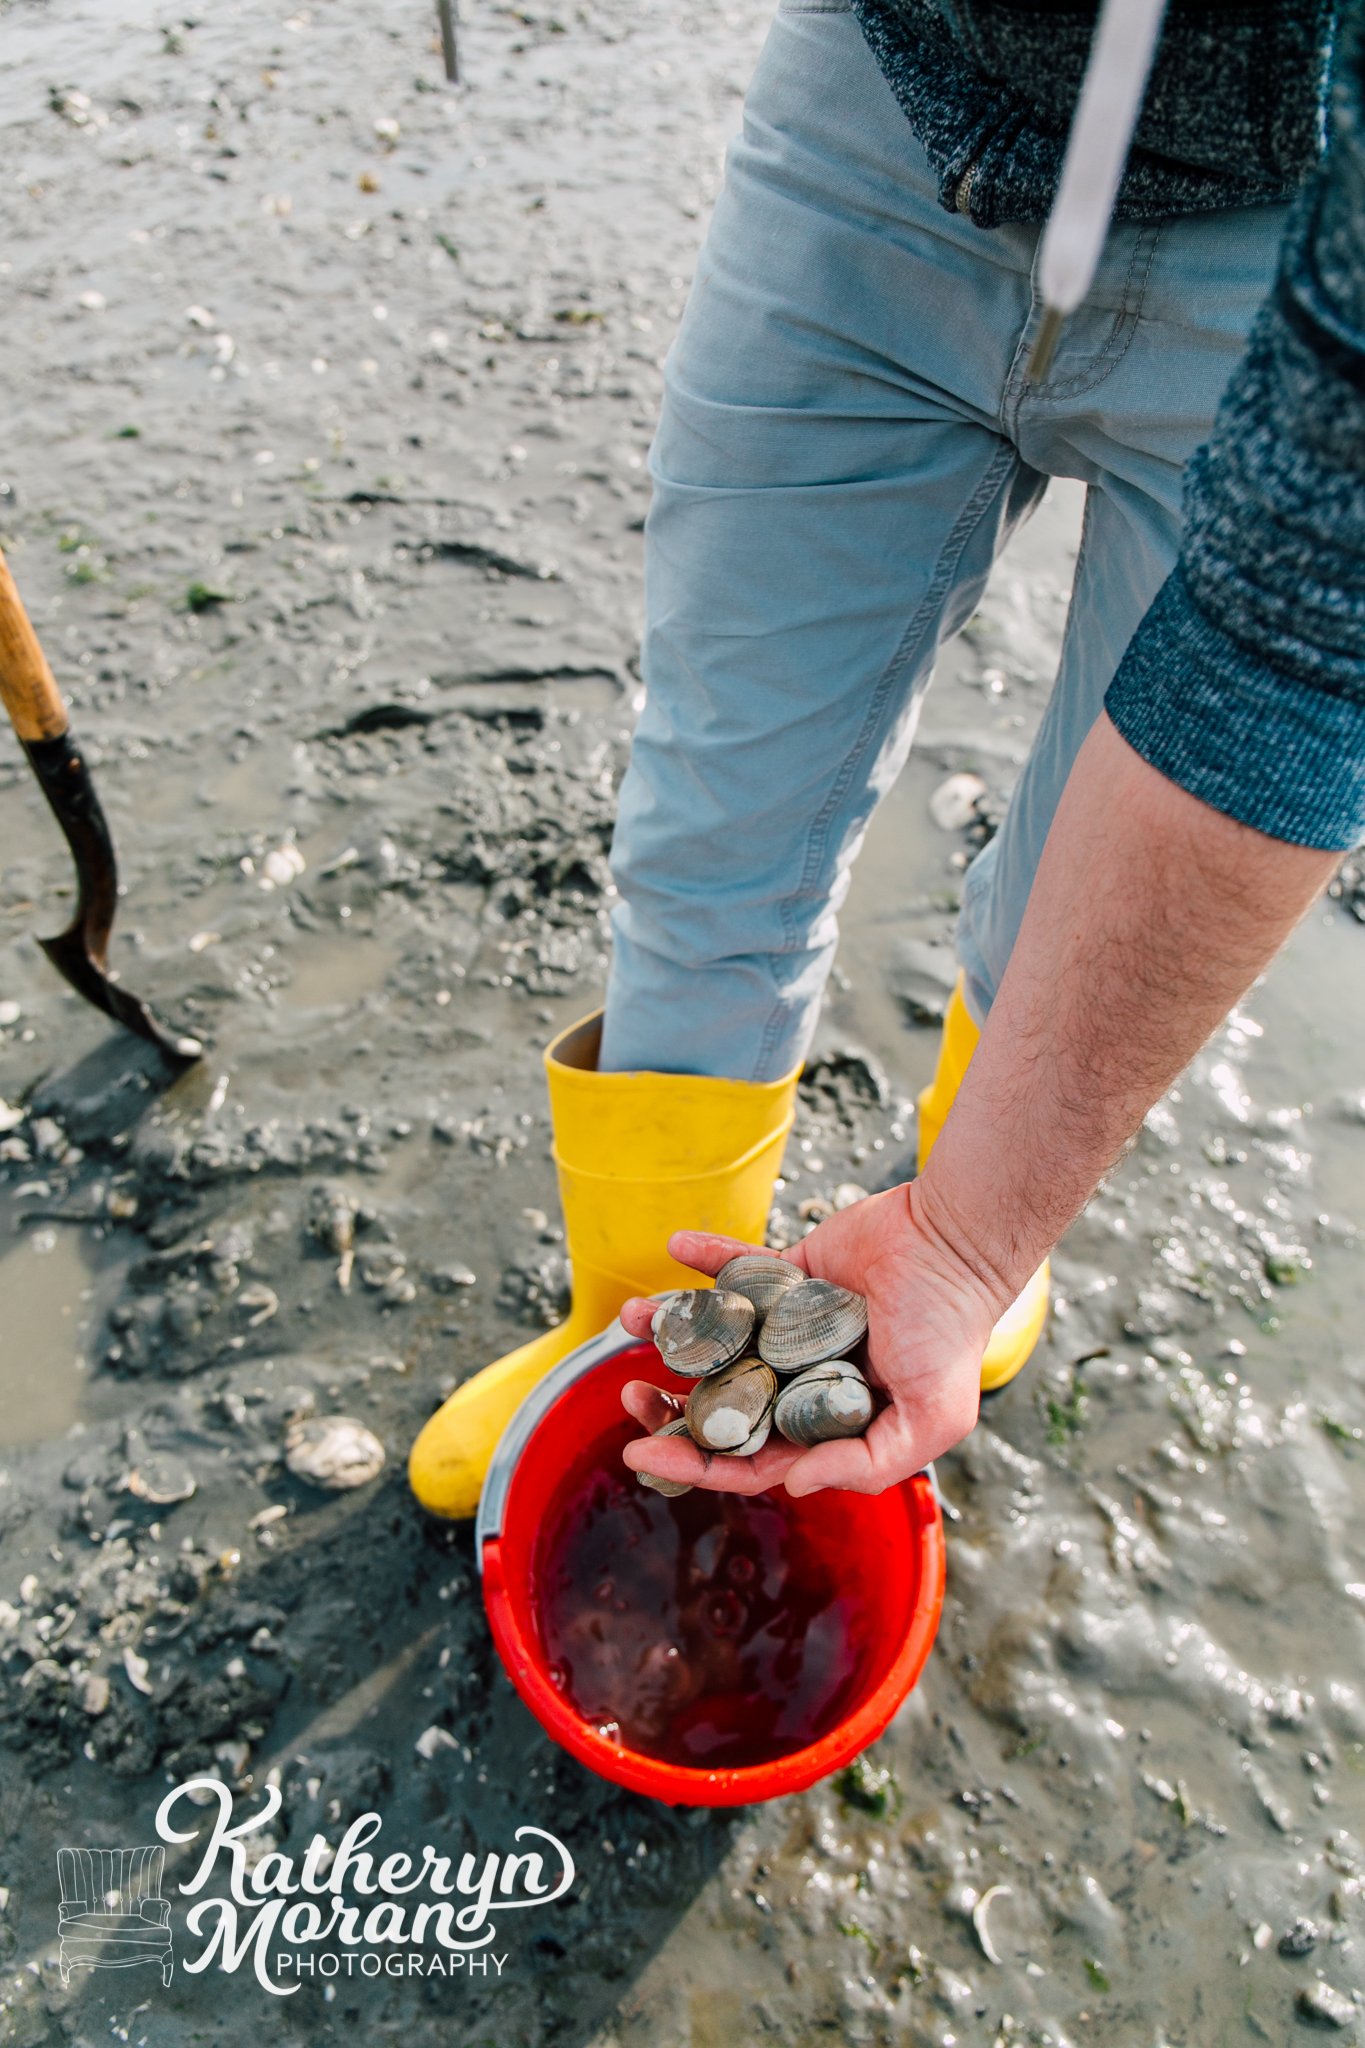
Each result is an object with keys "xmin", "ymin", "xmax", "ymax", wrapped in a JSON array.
[
  {"xmin": 284, "ymin": 1415, "xmax": 386, "ymax": 1490},
  {"xmin": 636, "ymin": 1416, "xmax": 694, "ymax": 1497},
  {"xmin": 685, "ymin": 1355, "xmax": 776, "ymax": 1455},
  {"xmin": 123, "ymin": 1455, "xmax": 197, "ymax": 1507},
  {"xmin": 714, "ymin": 1253, "xmax": 805, "ymax": 1318},
  {"xmin": 757, "ymin": 1277, "xmax": 868, "ymax": 1371},
  {"xmin": 773, "ymin": 1360, "xmax": 874, "ymax": 1448},
  {"xmin": 651, "ymin": 1287, "xmax": 755, "ymax": 1378}
]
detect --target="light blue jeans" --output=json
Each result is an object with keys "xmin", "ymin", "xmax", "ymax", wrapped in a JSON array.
[{"xmin": 599, "ymin": 0, "xmax": 1288, "ymax": 1081}]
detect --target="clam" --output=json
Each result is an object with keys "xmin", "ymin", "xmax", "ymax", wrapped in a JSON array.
[
  {"xmin": 651, "ymin": 1288, "xmax": 755, "ymax": 1378},
  {"xmin": 685, "ymin": 1356, "xmax": 777, "ymax": 1455},
  {"xmin": 757, "ymin": 1276, "xmax": 868, "ymax": 1371},
  {"xmin": 284, "ymin": 1415, "xmax": 386, "ymax": 1491},
  {"xmin": 636, "ymin": 1416, "xmax": 695, "ymax": 1497},
  {"xmin": 773, "ymin": 1359, "xmax": 874, "ymax": 1447},
  {"xmin": 714, "ymin": 1253, "xmax": 805, "ymax": 1318}
]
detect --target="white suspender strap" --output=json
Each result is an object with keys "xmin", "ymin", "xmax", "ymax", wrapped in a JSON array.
[{"xmin": 1028, "ymin": 0, "xmax": 1169, "ymax": 377}]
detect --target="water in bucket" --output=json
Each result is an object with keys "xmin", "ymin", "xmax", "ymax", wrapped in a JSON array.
[{"xmin": 532, "ymin": 1413, "xmax": 889, "ymax": 1771}]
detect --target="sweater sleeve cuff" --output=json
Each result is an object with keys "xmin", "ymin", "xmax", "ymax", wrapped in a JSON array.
[{"xmin": 1105, "ymin": 567, "xmax": 1365, "ymax": 852}]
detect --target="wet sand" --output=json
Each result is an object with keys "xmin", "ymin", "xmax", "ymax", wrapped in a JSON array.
[{"xmin": 1, "ymin": 1, "xmax": 1363, "ymax": 2042}]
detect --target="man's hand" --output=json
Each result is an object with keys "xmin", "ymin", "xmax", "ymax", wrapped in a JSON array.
[
  {"xmin": 621, "ymin": 713, "xmax": 1337, "ymax": 1501},
  {"xmin": 619, "ymin": 1182, "xmax": 1007, "ymax": 1497}
]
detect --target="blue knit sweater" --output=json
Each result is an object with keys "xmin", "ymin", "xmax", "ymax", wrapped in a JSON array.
[{"xmin": 852, "ymin": 0, "xmax": 1365, "ymax": 850}]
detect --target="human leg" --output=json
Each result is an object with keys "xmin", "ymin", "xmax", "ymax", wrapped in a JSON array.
[
  {"xmin": 600, "ymin": 0, "xmax": 1047, "ymax": 1080},
  {"xmin": 411, "ymin": 2, "xmax": 1048, "ymax": 1517}
]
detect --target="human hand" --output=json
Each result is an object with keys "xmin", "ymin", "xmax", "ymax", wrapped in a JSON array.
[{"xmin": 618, "ymin": 1181, "xmax": 1009, "ymax": 1497}]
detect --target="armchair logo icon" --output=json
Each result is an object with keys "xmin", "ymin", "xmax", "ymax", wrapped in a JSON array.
[{"xmin": 57, "ymin": 1846, "xmax": 174, "ymax": 1988}]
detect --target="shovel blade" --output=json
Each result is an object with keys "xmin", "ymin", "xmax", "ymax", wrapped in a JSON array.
[
  {"xmin": 38, "ymin": 927, "xmax": 203, "ymax": 1066},
  {"xmin": 22, "ymin": 729, "xmax": 203, "ymax": 1068}
]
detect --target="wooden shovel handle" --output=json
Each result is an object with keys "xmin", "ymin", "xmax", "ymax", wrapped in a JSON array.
[{"xmin": 0, "ymin": 543, "xmax": 68, "ymax": 744}]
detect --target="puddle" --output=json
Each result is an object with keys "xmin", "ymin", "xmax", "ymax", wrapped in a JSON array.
[
  {"xmin": 279, "ymin": 928, "xmax": 398, "ymax": 1010},
  {"xmin": 0, "ymin": 1199, "xmax": 125, "ymax": 1447}
]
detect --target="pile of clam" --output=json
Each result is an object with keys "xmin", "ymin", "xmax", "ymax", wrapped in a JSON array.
[{"xmin": 640, "ymin": 1256, "xmax": 874, "ymax": 1496}]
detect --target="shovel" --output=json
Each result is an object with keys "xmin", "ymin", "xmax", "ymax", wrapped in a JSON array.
[
  {"xmin": 436, "ymin": 0, "xmax": 459, "ymax": 83},
  {"xmin": 0, "ymin": 544, "xmax": 202, "ymax": 1065}
]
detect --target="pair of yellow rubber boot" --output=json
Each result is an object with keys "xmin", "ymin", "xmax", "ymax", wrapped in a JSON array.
[{"xmin": 407, "ymin": 985, "xmax": 1049, "ymax": 1520}]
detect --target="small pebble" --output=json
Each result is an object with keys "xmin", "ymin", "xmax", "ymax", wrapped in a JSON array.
[
  {"xmin": 214, "ymin": 1739, "xmax": 251, "ymax": 1780},
  {"xmin": 260, "ymin": 843, "xmax": 306, "ymax": 889},
  {"xmin": 431, "ymin": 1262, "xmax": 477, "ymax": 1292},
  {"xmin": 1282, "ymin": 1918, "xmax": 1322, "ymax": 1958},
  {"xmin": 928, "ymin": 771, "xmax": 987, "ymax": 832},
  {"xmin": 30, "ymin": 1117, "xmax": 65, "ymax": 1158}
]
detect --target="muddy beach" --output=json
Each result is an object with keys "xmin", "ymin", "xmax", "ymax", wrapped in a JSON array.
[{"xmin": 1, "ymin": 0, "xmax": 1364, "ymax": 2041}]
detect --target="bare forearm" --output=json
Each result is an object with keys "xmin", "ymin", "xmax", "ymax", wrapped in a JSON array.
[
  {"xmin": 913, "ymin": 713, "xmax": 1339, "ymax": 1304},
  {"xmin": 625, "ymin": 714, "xmax": 1341, "ymax": 1502}
]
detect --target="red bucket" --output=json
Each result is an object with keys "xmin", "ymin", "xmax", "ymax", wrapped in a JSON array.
[{"xmin": 477, "ymin": 1324, "xmax": 945, "ymax": 1806}]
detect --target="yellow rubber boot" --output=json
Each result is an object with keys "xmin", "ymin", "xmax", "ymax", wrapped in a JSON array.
[
  {"xmin": 917, "ymin": 975, "xmax": 1050, "ymax": 1393},
  {"xmin": 408, "ymin": 1011, "xmax": 800, "ymax": 1518}
]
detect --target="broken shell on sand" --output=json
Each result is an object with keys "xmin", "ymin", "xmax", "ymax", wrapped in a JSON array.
[
  {"xmin": 123, "ymin": 1456, "xmax": 198, "ymax": 1506},
  {"xmin": 284, "ymin": 1415, "xmax": 386, "ymax": 1490}
]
